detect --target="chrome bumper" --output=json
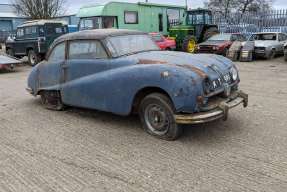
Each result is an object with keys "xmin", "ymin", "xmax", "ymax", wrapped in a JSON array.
[{"xmin": 175, "ymin": 90, "xmax": 248, "ymax": 124}]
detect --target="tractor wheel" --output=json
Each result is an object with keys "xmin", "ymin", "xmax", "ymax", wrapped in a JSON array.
[
  {"xmin": 203, "ymin": 27, "xmax": 219, "ymax": 41},
  {"xmin": 182, "ymin": 35, "xmax": 197, "ymax": 53}
]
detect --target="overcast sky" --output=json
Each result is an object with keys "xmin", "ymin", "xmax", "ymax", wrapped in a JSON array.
[{"xmin": 2, "ymin": 0, "xmax": 287, "ymax": 14}]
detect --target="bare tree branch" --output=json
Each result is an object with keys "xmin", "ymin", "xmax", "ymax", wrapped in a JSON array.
[{"xmin": 12, "ymin": 0, "xmax": 66, "ymax": 19}]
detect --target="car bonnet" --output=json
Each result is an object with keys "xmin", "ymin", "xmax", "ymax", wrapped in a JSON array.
[{"xmin": 127, "ymin": 51, "xmax": 233, "ymax": 79}]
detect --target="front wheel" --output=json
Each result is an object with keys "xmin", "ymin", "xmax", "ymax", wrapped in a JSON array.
[
  {"xmin": 139, "ymin": 93, "xmax": 182, "ymax": 140},
  {"xmin": 182, "ymin": 36, "xmax": 197, "ymax": 53},
  {"xmin": 28, "ymin": 50, "xmax": 40, "ymax": 66}
]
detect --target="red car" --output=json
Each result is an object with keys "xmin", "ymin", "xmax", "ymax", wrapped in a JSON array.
[
  {"xmin": 149, "ymin": 32, "xmax": 176, "ymax": 50},
  {"xmin": 197, "ymin": 33, "xmax": 246, "ymax": 56}
]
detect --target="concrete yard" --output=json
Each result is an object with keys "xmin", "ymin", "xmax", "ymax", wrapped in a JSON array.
[{"xmin": 0, "ymin": 57, "xmax": 287, "ymax": 192}]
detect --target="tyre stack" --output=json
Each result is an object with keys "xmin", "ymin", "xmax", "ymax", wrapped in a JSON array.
[
  {"xmin": 240, "ymin": 41, "xmax": 255, "ymax": 62},
  {"xmin": 227, "ymin": 41, "xmax": 242, "ymax": 61}
]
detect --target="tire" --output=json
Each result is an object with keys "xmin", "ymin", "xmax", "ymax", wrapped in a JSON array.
[
  {"xmin": 40, "ymin": 91, "xmax": 65, "ymax": 111},
  {"xmin": 223, "ymin": 48, "xmax": 229, "ymax": 57},
  {"xmin": 139, "ymin": 93, "xmax": 182, "ymax": 140},
  {"xmin": 203, "ymin": 27, "xmax": 219, "ymax": 42},
  {"xmin": 267, "ymin": 49, "xmax": 276, "ymax": 60},
  {"xmin": 28, "ymin": 50, "xmax": 40, "ymax": 66},
  {"xmin": 6, "ymin": 48, "xmax": 14, "ymax": 57},
  {"xmin": 182, "ymin": 35, "xmax": 197, "ymax": 53}
]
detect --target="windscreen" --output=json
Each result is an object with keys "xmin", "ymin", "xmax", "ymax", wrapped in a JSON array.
[
  {"xmin": 106, "ymin": 35, "xmax": 160, "ymax": 57},
  {"xmin": 208, "ymin": 34, "xmax": 231, "ymax": 41},
  {"xmin": 250, "ymin": 33, "xmax": 277, "ymax": 41}
]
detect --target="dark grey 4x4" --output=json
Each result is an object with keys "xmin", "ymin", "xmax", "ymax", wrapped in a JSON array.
[{"xmin": 5, "ymin": 20, "xmax": 67, "ymax": 65}]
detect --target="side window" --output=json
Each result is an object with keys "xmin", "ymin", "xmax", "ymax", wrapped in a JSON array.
[
  {"xmin": 69, "ymin": 40, "xmax": 108, "ymax": 60},
  {"xmin": 16, "ymin": 28, "xmax": 24, "ymax": 38},
  {"xmin": 124, "ymin": 11, "xmax": 138, "ymax": 24},
  {"xmin": 25, "ymin": 27, "xmax": 32, "ymax": 35},
  {"xmin": 48, "ymin": 43, "xmax": 66, "ymax": 62},
  {"xmin": 80, "ymin": 18, "xmax": 95, "ymax": 30},
  {"xmin": 25, "ymin": 26, "xmax": 37, "ymax": 36},
  {"xmin": 39, "ymin": 26, "xmax": 45, "ymax": 36},
  {"xmin": 279, "ymin": 33, "xmax": 287, "ymax": 41}
]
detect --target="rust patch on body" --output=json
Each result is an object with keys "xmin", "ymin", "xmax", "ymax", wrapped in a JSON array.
[
  {"xmin": 137, "ymin": 59, "xmax": 207, "ymax": 79},
  {"xmin": 180, "ymin": 64, "xmax": 207, "ymax": 78},
  {"xmin": 137, "ymin": 59, "xmax": 167, "ymax": 64}
]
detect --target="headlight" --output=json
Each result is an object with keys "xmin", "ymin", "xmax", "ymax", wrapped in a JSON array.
[
  {"xmin": 230, "ymin": 66, "xmax": 238, "ymax": 81},
  {"xmin": 203, "ymin": 78, "xmax": 211, "ymax": 94}
]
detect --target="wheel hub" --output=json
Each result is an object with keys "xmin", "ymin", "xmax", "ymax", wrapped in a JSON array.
[
  {"xmin": 145, "ymin": 104, "xmax": 169, "ymax": 134},
  {"xmin": 187, "ymin": 40, "xmax": 196, "ymax": 53}
]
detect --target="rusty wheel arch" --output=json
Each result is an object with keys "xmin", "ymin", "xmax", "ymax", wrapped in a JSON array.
[{"xmin": 131, "ymin": 87, "xmax": 174, "ymax": 114}]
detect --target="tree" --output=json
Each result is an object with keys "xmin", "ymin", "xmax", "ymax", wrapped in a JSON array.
[
  {"xmin": 206, "ymin": 0, "xmax": 237, "ymax": 18},
  {"xmin": 206, "ymin": 0, "xmax": 273, "ymax": 16},
  {"xmin": 12, "ymin": 0, "xmax": 66, "ymax": 19},
  {"xmin": 234, "ymin": 0, "xmax": 273, "ymax": 15}
]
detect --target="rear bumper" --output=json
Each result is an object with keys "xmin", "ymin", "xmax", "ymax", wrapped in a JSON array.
[{"xmin": 175, "ymin": 90, "xmax": 248, "ymax": 124}]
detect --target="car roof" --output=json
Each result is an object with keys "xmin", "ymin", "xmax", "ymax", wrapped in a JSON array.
[
  {"xmin": 19, "ymin": 20, "xmax": 67, "ymax": 28},
  {"xmin": 252, "ymin": 32, "xmax": 281, "ymax": 34},
  {"xmin": 52, "ymin": 29, "xmax": 146, "ymax": 46}
]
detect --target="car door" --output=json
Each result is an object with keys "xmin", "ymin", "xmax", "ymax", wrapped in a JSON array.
[
  {"xmin": 38, "ymin": 42, "xmax": 66, "ymax": 90},
  {"xmin": 61, "ymin": 40, "xmax": 110, "ymax": 110},
  {"xmin": 14, "ymin": 28, "xmax": 26, "ymax": 55}
]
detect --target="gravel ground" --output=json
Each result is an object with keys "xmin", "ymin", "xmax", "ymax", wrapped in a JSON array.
[{"xmin": 0, "ymin": 57, "xmax": 287, "ymax": 192}]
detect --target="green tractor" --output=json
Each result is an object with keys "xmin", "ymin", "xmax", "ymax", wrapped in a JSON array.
[{"xmin": 169, "ymin": 9, "xmax": 219, "ymax": 53}]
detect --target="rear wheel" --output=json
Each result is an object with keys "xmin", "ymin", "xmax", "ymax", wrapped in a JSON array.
[
  {"xmin": 139, "ymin": 93, "xmax": 182, "ymax": 140},
  {"xmin": 203, "ymin": 27, "xmax": 219, "ymax": 41},
  {"xmin": 40, "ymin": 91, "xmax": 65, "ymax": 111},
  {"xmin": 6, "ymin": 48, "xmax": 14, "ymax": 57},
  {"xmin": 182, "ymin": 35, "xmax": 197, "ymax": 53},
  {"xmin": 28, "ymin": 50, "xmax": 40, "ymax": 66}
]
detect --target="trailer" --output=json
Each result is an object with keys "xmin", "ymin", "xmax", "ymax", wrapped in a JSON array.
[
  {"xmin": 0, "ymin": 54, "xmax": 21, "ymax": 70},
  {"xmin": 77, "ymin": 1, "xmax": 186, "ymax": 35}
]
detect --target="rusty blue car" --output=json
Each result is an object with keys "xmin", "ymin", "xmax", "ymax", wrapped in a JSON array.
[{"xmin": 27, "ymin": 29, "xmax": 248, "ymax": 140}]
